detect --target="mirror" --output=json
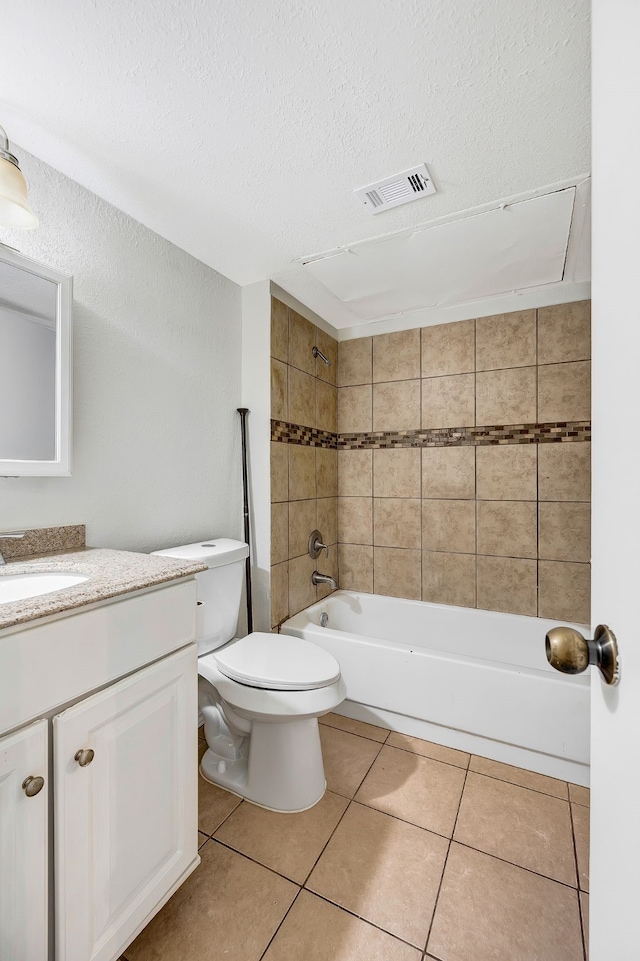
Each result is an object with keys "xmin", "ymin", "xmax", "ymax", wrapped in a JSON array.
[{"xmin": 0, "ymin": 245, "xmax": 72, "ymax": 475}]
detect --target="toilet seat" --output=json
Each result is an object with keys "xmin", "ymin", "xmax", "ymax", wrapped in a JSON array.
[{"xmin": 213, "ymin": 632, "xmax": 340, "ymax": 691}]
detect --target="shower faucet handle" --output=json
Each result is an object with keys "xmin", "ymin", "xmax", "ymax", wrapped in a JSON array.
[{"xmin": 308, "ymin": 530, "xmax": 329, "ymax": 559}]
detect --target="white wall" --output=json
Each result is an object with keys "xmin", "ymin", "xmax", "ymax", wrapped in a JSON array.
[
  {"xmin": 0, "ymin": 149, "xmax": 243, "ymax": 552},
  {"xmin": 240, "ymin": 281, "xmax": 272, "ymax": 632}
]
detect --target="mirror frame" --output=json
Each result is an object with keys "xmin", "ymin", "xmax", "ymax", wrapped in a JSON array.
[{"xmin": 0, "ymin": 244, "xmax": 72, "ymax": 476}]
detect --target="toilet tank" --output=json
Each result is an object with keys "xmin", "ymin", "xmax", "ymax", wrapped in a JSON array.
[{"xmin": 151, "ymin": 538, "xmax": 249, "ymax": 655}]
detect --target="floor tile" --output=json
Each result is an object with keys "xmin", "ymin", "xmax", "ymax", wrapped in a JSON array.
[
  {"xmin": 354, "ymin": 745, "xmax": 465, "ymax": 836},
  {"xmin": 198, "ymin": 742, "xmax": 242, "ymax": 833},
  {"xmin": 125, "ymin": 841, "xmax": 298, "ymax": 961},
  {"xmin": 386, "ymin": 732, "xmax": 469, "ymax": 769},
  {"xmin": 307, "ymin": 802, "xmax": 448, "ymax": 947},
  {"xmin": 469, "ymin": 754, "xmax": 568, "ymax": 799},
  {"xmin": 580, "ymin": 891, "xmax": 589, "ymax": 960},
  {"xmin": 572, "ymin": 802, "xmax": 590, "ymax": 891},
  {"xmin": 319, "ymin": 725, "xmax": 383, "ymax": 798},
  {"xmin": 262, "ymin": 890, "xmax": 421, "ymax": 961},
  {"xmin": 320, "ymin": 712, "xmax": 389, "ymax": 743},
  {"xmin": 569, "ymin": 782, "xmax": 590, "ymax": 806},
  {"xmin": 213, "ymin": 790, "xmax": 348, "ymax": 883},
  {"xmin": 454, "ymin": 772, "xmax": 576, "ymax": 886},
  {"xmin": 428, "ymin": 843, "xmax": 584, "ymax": 961},
  {"xmin": 198, "ymin": 831, "xmax": 209, "ymax": 849}
]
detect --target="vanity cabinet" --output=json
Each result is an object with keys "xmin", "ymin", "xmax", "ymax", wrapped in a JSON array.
[
  {"xmin": 0, "ymin": 579, "xmax": 199, "ymax": 961},
  {"xmin": 0, "ymin": 719, "xmax": 49, "ymax": 961}
]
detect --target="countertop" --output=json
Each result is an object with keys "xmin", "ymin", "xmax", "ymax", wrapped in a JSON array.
[{"xmin": 0, "ymin": 547, "xmax": 206, "ymax": 631}]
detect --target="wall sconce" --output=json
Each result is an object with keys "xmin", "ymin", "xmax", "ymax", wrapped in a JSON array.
[{"xmin": 0, "ymin": 125, "xmax": 38, "ymax": 229}]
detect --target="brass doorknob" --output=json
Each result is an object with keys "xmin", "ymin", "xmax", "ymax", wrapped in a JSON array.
[
  {"xmin": 22, "ymin": 775, "xmax": 45, "ymax": 797},
  {"xmin": 545, "ymin": 624, "xmax": 620, "ymax": 685},
  {"xmin": 74, "ymin": 748, "xmax": 95, "ymax": 767}
]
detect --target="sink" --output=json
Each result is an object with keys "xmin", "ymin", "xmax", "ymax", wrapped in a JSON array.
[{"xmin": 0, "ymin": 571, "xmax": 90, "ymax": 605}]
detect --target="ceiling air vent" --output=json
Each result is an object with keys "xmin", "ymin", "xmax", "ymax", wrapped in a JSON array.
[{"xmin": 355, "ymin": 164, "xmax": 436, "ymax": 215}]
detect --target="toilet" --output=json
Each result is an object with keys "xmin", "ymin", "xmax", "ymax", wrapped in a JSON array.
[{"xmin": 152, "ymin": 538, "xmax": 346, "ymax": 812}]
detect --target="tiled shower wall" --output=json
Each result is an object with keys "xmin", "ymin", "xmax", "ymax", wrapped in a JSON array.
[
  {"xmin": 271, "ymin": 299, "xmax": 591, "ymax": 627},
  {"xmin": 270, "ymin": 298, "xmax": 338, "ymax": 629},
  {"xmin": 337, "ymin": 303, "xmax": 591, "ymax": 623}
]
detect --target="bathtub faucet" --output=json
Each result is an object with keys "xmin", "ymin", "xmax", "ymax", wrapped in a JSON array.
[{"xmin": 312, "ymin": 571, "xmax": 338, "ymax": 590}]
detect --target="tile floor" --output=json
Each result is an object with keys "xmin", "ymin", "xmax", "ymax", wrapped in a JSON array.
[{"xmin": 122, "ymin": 714, "xmax": 590, "ymax": 961}]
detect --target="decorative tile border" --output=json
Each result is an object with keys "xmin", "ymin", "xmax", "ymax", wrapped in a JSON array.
[
  {"xmin": 271, "ymin": 420, "xmax": 338, "ymax": 449},
  {"xmin": 271, "ymin": 419, "xmax": 590, "ymax": 450}
]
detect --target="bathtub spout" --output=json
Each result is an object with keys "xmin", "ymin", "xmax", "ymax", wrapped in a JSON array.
[{"xmin": 312, "ymin": 570, "xmax": 338, "ymax": 590}]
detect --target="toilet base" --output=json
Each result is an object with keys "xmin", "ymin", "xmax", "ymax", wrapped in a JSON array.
[{"xmin": 200, "ymin": 716, "xmax": 327, "ymax": 812}]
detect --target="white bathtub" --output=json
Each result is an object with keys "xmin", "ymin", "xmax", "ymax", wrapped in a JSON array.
[{"xmin": 282, "ymin": 591, "xmax": 590, "ymax": 785}]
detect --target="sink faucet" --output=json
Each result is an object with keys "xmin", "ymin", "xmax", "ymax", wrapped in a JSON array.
[
  {"xmin": 311, "ymin": 570, "xmax": 338, "ymax": 590},
  {"xmin": 0, "ymin": 531, "xmax": 25, "ymax": 565}
]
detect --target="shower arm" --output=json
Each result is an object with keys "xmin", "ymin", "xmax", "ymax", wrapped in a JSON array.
[{"xmin": 312, "ymin": 345, "xmax": 331, "ymax": 366}]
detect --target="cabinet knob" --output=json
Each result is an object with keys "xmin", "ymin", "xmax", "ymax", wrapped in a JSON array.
[
  {"xmin": 22, "ymin": 775, "xmax": 45, "ymax": 797},
  {"xmin": 74, "ymin": 748, "xmax": 95, "ymax": 767}
]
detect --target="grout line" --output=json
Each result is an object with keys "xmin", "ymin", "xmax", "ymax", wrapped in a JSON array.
[
  {"xmin": 257, "ymin": 887, "xmax": 304, "ymax": 961},
  {"xmin": 299, "ymin": 797, "xmax": 354, "ymax": 887},
  {"xmin": 467, "ymin": 765, "xmax": 569, "ymax": 801},
  {"xmin": 451, "ymin": 838, "xmax": 580, "ymax": 891},
  {"xmin": 577, "ymin": 885, "xmax": 589, "ymax": 961},
  {"xmin": 423, "ymin": 763, "xmax": 469, "ymax": 954}
]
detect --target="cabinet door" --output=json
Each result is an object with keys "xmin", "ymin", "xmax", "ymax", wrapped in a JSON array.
[
  {"xmin": 54, "ymin": 645, "xmax": 198, "ymax": 961},
  {"xmin": 0, "ymin": 719, "xmax": 49, "ymax": 961}
]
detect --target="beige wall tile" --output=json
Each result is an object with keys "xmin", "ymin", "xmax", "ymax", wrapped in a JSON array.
[
  {"xmin": 477, "ymin": 501, "xmax": 537, "ymax": 558},
  {"xmin": 338, "ymin": 449, "xmax": 372, "ymax": 497},
  {"xmin": 476, "ymin": 444, "xmax": 537, "ymax": 500},
  {"xmin": 476, "ymin": 367, "xmax": 537, "ymax": 426},
  {"xmin": 270, "ymin": 442, "xmax": 288, "ymax": 503},
  {"xmin": 423, "ymin": 446, "xmax": 475, "ymax": 499},
  {"xmin": 539, "ymin": 560, "xmax": 590, "ymax": 624},
  {"xmin": 422, "ymin": 551, "xmax": 476, "ymax": 607},
  {"xmin": 271, "ymin": 298, "xmax": 288, "ymax": 363},
  {"xmin": 539, "ymin": 502, "xmax": 591, "ymax": 562},
  {"xmin": 289, "ymin": 499, "xmax": 317, "ymax": 558},
  {"xmin": 538, "ymin": 361, "xmax": 591, "ymax": 422},
  {"xmin": 373, "ymin": 448, "xmax": 421, "ymax": 498},
  {"xmin": 373, "ymin": 380, "xmax": 420, "ymax": 431},
  {"xmin": 476, "ymin": 555, "xmax": 537, "ymax": 616},
  {"xmin": 339, "ymin": 497, "xmax": 373, "ymax": 545},
  {"xmin": 338, "ymin": 543, "xmax": 374, "ymax": 592},
  {"xmin": 339, "ymin": 337, "xmax": 372, "ymax": 386},
  {"xmin": 271, "ymin": 561, "xmax": 289, "ymax": 627},
  {"xmin": 373, "ymin": 498, "xmax": 422, "ymax": 549},
  {"xmin": 422, "ymin": 373, "xmax": 475, "ymax": 428},
  {"xmin": 316, "ymin": 447, "xmax": 338, "ymax": 497},
  {"xmin": 538, "ymin": 301, "xmax": 591, "ymax": 364},
  {"xmin": 422, "ymin": 500, "xmax": 476, "ymax": 554},
  {"xmin": 317, "ymin": 496, "xmax": 337, "ymax": 546},
  {"xmin": 289, "ymin": 444, "xmax": 316, "ymax": 500},
  {"xmin": 289, "ymin": 308, "xmax": 316, "ymax": 374},
  {"xmin": 538, "ymin": 442, "xmax": 591, "ymax": 502},
  {"xmin": 338, "ymin": 385, "xmax": 372, "ymax": 433},
  {"xmin": 271, "ymin": 502, "xmax": 289, "ymax": 564},
  {"xmin": 475, "ymin": 310, "xmax": 536, "ymax": 371},
  {"xmin": 271, "ymin": 358, "xmax": 288, "ymax": 420},
  {"xmin": 373, "ymin": 328, "xmax": 421, "ymax": 382},
  {"xmin": 422, "ymin": 319, "xmax": 475, "ymax": 377},
  {"xmin": 288, "ymin": 366, "xmax": 316, "ymax": 426},
  {"xmin": 314, "ymin": 327, "xmax": 337, "ymax": 384},
  {"xmin": 288, "ymin": 553, "xmax": 317, "ymax": 615},
  {"xmin": 374, "ymin": 547, "xmax": 421, "ymax": 599},
  {"xmin": 316, "ymin": 379, "xmax": 337, "ymax": 432}
]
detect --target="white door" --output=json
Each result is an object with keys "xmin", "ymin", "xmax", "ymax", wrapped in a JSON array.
[
  {"xmin": 54, "ymin": 645, "xmax": 198, "ymax": 961},
  {"xmin": 591, "ymin": 4, "xmax": 640, "ymax": 958},
  {"xmin": 0, "ymin": 719, "xmax": 49, "ymax": 961}
]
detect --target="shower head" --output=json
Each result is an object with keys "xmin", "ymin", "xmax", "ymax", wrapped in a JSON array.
[{"xmin": 312, "ymin": 345, "xmax": 331, "ymax": 366}]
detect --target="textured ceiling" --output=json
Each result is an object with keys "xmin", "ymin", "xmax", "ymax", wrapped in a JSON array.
[{"xmin": 1, "ymin": 1, "xmax": 589, "ymax": 288}]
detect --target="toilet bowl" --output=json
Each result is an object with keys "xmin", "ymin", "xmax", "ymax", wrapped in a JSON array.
[{"xmin": 152, "ymin": 539, "xmax": 345, "ymax": 812}]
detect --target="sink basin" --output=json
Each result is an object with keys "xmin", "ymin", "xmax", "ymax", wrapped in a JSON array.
[{"xmin": 0, "ymin": 571, "xmax": 90, "ymax": 605}]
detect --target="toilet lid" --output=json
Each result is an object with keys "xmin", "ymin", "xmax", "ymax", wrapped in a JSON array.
[{"xmin": 214, "ymin": 633, "xmax": 341, "ymax": 691}]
